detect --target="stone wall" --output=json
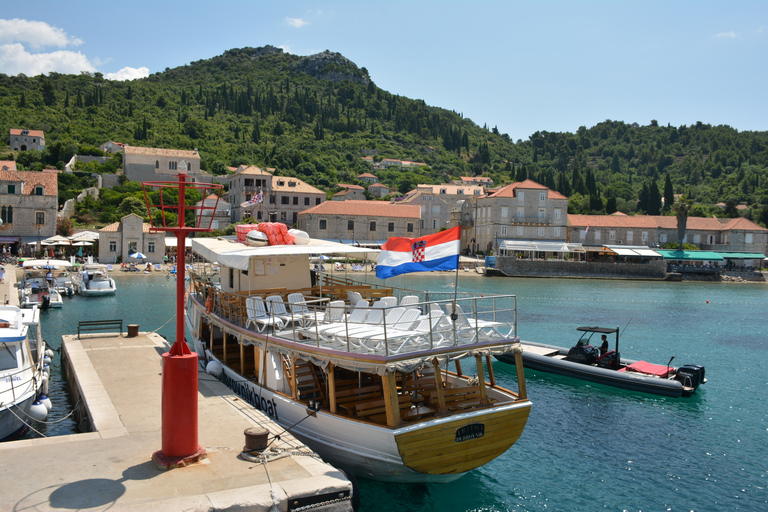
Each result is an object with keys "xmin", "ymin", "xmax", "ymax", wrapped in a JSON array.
[{"xmin": 494, "ymin": 257, "xmax": 667, "ymax": 279}]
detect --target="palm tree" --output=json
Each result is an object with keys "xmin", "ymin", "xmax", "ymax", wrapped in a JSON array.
[{"xmin": 672, "ymin": 196, "xmax": 693, "ymax": 250}]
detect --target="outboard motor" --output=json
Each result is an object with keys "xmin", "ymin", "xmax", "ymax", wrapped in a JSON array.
[
  {"xmin": 675, "ymin": 364, "xmax": 706, "ymax": 390},
  {"xmin": 566, "ymin": 344, "xmax": 600, "ymax": 365}
]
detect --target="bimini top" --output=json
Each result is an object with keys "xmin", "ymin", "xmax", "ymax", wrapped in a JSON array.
[
  {"xmin": 192, "ymin": 237, "xmax": 379, "ymax": 271},
  {"xmin": 21, "ymin": 259, "xmax": 73, "ymax": 269}
]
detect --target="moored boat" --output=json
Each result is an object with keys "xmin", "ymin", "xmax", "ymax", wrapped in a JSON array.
[
  {"xmin": 74, "ymin": 264, "xmax": 117, "ymax": 296},
  {"xmin": 496, "ymin": 326, "xmax": 706, "ymax": 397},
  {"xmin": 0, "ymin": 305, "xmax": 52, "ymax": 441},
  {"xmin": 185, "ymin": 236, "xmax": 532, "ymax": 483},
  {"xmin": 17, "ymin": 259, "xmax": 73, "ymax": 308}
]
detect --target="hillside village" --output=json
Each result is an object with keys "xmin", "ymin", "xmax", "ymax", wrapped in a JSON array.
[{"xmin": 3, "ymin": 128, "xmax": 766, "ymax": 277}]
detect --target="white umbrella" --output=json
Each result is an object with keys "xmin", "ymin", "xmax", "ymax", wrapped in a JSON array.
[
  {"xmin": 72, "ymin": 241, "xmax": 93, "ymax": 246},
  {"xmin": 130, "ymin": 252, "xmax": 148, "ymax": 261}
]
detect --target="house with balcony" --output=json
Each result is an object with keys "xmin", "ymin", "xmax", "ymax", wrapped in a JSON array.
[
  {"xmin": 297, "ymin": 200, "xmax": 420, "ymax": 244},
  {"xmin": 228, "ymin": 165, "xmax": 326, "ymax": 227},
  {"xmin": 475, "ymin": 179, "xmax": 569, "ymax": 254},
  {"xmin": 398, "ymin": 184, "xmax": 486, "ymax": 237},
  {"xmin": 10, "ymin": 129, "xmax": 45, "ymax": 152}
]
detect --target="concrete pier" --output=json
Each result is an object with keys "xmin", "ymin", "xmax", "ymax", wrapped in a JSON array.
[{"xmin": 0, "ymin": 265, "xmax": 354, "ymax": 511}]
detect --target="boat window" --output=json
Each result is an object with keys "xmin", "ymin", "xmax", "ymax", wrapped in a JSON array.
[{"xmin": 0, "ymin": 343, "xmax": 18, "ymax": 371}]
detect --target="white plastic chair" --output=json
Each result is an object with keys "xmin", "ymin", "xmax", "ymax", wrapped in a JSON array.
[{"xmin": 245, "ymin": 296, "xmax": 285, "ymax": 332}]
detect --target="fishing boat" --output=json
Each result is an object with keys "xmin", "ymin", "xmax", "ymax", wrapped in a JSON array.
[
  {"xmin": 17, "ymin": 259, "xmax": 73, "ymax": 308},
  {"xmin": 185, "ymin": 236, "xmax": 532, "ymax": 483},
  {"xmin": 74, "ymin": 264, "xmax": 117, "ymax": 296},
  {"xmin": 496, "ymin": 326, "xmax": 706, "ymax": 397},
  {"xmin": 0, "ymin": 305, "xmax": 52, "ymax": 441}
]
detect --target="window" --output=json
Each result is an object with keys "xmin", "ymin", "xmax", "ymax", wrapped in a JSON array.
[
  {"xmin": 642, "ymin": 231, "xmax": 648, "ymax": 242},
  {"xmin": 257, "ymin": 211, "xmax": 263, "ymax": 220},
  {"xmin": 420, "ymin": 219, "xmax": 424, "ymax": 229},
  {"xmin": 277, "ymin": 181, "xmax": 285, "ymax": 186},
  {"xmin": 693, "ymin": 235, "xmax": 701, "ymax": 244},
  {"xmin": 407, "ymin": 223, "xmax": 414, "ymax": 233},
  {"xmin": 609, "ymin": 230, "xmax": 616, "ymax": 241},
  {"xmin": 269, "ymin": 195, "xmax": 276, "ymax": 204},
  {"xmin": 432, "ymin": 205, "xmax": 440, "ymax": 214},
  {"xmin": 155, "ymin": 160, "xmax": 159, "ymax": 169},
  {"xmin": 288, "ymin": 181, "xmax": 296, "ymax": 187},
  {"xmin": 540, "ymin": 192, "xmax": 546, "ymax": 202},
  {"xmin": 128, "ymin": 241, "xmax": 137, "ymax": 253},
  {"xmin": 457, "ymin": 189, "xmax": 464, "ymax": 195},
  {"xmin": 501, "ymin": 207, "xmax": 509, "ymax": 218},
  {"xmin": 245, "ymin": 194, "xmax": 251, "ymax": 202},
  {"xmin": 440, "ymin": 188, "xmax": 447, "ymax": 194},
  {"xmin": 319, "ymin": 219, "xmax": 327, "ymax": 230},
  {"xmin": 538, "ymin": 227, "xmax": 545, "ymax": 237},
  {"xmin": 554, "ymin": 226, "xmax": 560, "ymax": 237},
  {"xmin": 432, "ymin": 219, "xmax": 438, "ymax": 229},
  {"xmin": 627, "ymin": 231, "xmax": 634, "ymax": 242},
  {"xmin": 229, "ymin": 268, "xmax": 234, "ymax": 289},
  {"xmin": 554, "ymin": 208, "xmax": 561, "ymax": 220},
  {"xmin": 34, "ymin": 186, "xmax": 44, "ymax": 195},
  {"xmin": 148, "ymin": 241, "xmax": 156, "ymax": 253},
  {"xmin": 293, "ymin": 197, "xmax": 298, "ymax": 205},
  {"xmin": 169, "ymin": 161, "xmax": 177, "ymax": 170},
  {"xmin": 348, "ymin": 220, "xmax": 354, "ymax": 231},
  {"xmin": 746, "ymin": 233, "xmax": 753, "ymax": 244},
  {"xmin": 580, "ymin": 229, "xmax": 586, "ymax": 240},
  {"xmin": 517, "ymin": 207, "xmax": 525, "ymax": 218},
  {"xmin": 244, "ymin": 179, "xmax": 254, "ymax": 186},
  {"xmin": 369, "ymin": 221, "xmax": 376, "ymax": 231},
  {"xmin": 35, "ymin": 211, "xmax": 45, "ymax": 225},
  {"xmin": 280, "ymin": 212, "xmax": 287, "ymax": 221},
  {"xmin": 594, "ymin": 229, "xmax": 601, "ymax": 240},
  {"xmin": 281, "ymin": 196, "xmax": 289, "ymax": 205},
  {"xmin": 660, "ymin": 234, "xmax": 667, "ymax": 243},
  {"xmin": 109, "ymin": 241, "xmax": 116, "ymax": 252},
  {"xmin": 387, "ymin": 222, "xmax": 394, "ymax": 232},
  {"xmin": 304, "ymin": 197, "xmax": 310, "ymax": 205},
  {"xmin": 517, "ymin": 226, "xmax": 524, "ymax": 236},
  {"xmin": 315, "ymin": 198, "xmax": 321, "ymax": 205},
  {"xmin": 538, "ymin": 208, "xmax": 545, "ymax": 219},
  {"xmin": 0, "ymin": 206, "xmax": 12, "ymax": 224},
  {"xmin": 501, "ymin": 226, "xmax": 507, "ymax": 235},
  {"xmin": 7, "ymin": 185, "xmax": 15, "ymax": 194},
  {"xmin": 518, "ymin": 191, "xmax": 524, "ymax": 201}
]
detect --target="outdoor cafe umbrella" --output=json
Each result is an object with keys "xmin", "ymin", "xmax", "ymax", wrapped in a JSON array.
[{"xmin": 130, "ymin": 252, "xmax": 148, "ymax": 262}]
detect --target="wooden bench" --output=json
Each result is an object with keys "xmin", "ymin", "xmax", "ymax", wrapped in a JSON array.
[
  {"xmin": 430, "ymin": 386, "xmax": 484, "ymax": 412},
  {"xmin": 78, "ymin": 319, "xmax": 123, "ymax": 339},
  {"xmin": 354, "ymin": 394, "xmax": 412, "ymax": 419},
  {"xmin": 333, "ymin": 384, "xmax": 383, "ymax": 415}
]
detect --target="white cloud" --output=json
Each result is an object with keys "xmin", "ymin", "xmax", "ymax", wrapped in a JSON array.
[
  {"xmin": 279, "ymin": 44, "xmax": 292, "ymax": 54},
  {"xmin": 0, "ymin": 19, "xmax": 83, "ymax": 49},
  {"xmin": 285, "ymin": 17, "xmax": 309, "ymax": 28},
  {"xmin": 715, "ymin": 31, "xmax": 737, "ymax": 38},
  {"xmin": 105, "ymin": 66, "xmax": 150, "ymax": 81},
  {"xmin": 0, "ymin": 43, "xmax": 95, "ymax": 75}
]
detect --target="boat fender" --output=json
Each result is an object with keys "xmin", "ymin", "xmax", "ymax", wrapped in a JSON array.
[
  {"xmin": 206, "ymin": 360, "xmax": 223, "ymax": 378},
  {"xmin": 339, "ymin": 468, "xmax": 361, "ymax": 512},
  {"xmin": 45, "ymin": 349, "xmax": 55, "ymax": 358},
  {"xmin": 43, "ymin": 355, "xmax": 52, "ymax": 365},
  {"xmin": 41, "ymin": 373, "xmax": 49, "ymax": 395},
  {"xmin": 205, "ymin": 296, "xmax": 213, "ymax": 314},
  {"xmin": 38, "ymin": 393, "xmax": 52, "ymax": 412},
  {"xmin": 29, "ymin": 399, "xmax": 49, "ymax": 422}
]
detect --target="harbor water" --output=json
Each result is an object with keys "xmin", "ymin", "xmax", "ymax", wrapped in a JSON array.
[{"xmin": 32, "ymin": 272, "xmax": 768, "ymax": 511}]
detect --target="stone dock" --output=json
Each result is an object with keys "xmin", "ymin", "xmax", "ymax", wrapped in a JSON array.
[{"xmin": 0, "ymin": 265, "xmax": 354, "ymax": 512}]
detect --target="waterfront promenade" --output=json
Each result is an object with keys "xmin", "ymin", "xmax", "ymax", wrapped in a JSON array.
[{"xmin": 0, "ymin": 264, "xmax": 353, "ymax": 512}]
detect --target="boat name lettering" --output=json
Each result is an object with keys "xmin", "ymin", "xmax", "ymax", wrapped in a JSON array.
[
  {"xmin": 219, "ymin": 372, "xmax": 279, "ymax": 421},
  {"xmin": 1, "ymin": 375, "xmax": 22, "ymax": 383},
  {"xmin": 455, "ymin": 423, "xmax": 485, "ymax": 443}
]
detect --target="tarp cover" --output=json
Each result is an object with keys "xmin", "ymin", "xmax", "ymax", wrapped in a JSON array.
[
  {"xmin": 656, "ymin": 250, "xmax": 724, "ymax": 261},
  {"xmin": 624, "ymin": 360, "xmax": 674, "ymax": 378}
]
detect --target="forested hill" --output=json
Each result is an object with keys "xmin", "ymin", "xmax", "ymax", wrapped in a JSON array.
[{"xmin": 1, "ymin": 45, "xmax": 768, "ymax": 226}]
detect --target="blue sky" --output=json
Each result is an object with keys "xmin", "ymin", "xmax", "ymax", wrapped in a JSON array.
[{"xmin": 1, "ymin": 1, "xmax": 766, "ymax": 141}]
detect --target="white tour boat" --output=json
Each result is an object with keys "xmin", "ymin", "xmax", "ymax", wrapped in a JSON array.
[
  {"xmin": 75, "ymin": 264, "xmax": 117, "ymax": 296},
  {"xmin": 0, "ymin": 305, "xmax": 52, "ymax": 441},
  {"xmin": 185, "ymin": 236, "xmax": 532, "ymax": 483},
  {"xmin": 18, "ymin": 259, "xmax": 74, "ymax": 308}
]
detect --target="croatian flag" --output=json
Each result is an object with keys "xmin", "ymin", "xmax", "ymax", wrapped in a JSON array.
[
  {"xmin": 376, "ymin": 226, "xmax": 460, "ymax": 279},
  {"xmin": 250, "ymin": 192, "xmax": 263, "ymax": 204}
]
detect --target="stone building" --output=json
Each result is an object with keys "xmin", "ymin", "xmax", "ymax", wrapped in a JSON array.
[
  {"xmin": 332, "ymin": 184, "xmax": 366, "ymax": 201},
  {"xmin": 368, "ymin": 183, "xmax": 390, "ymax": 199},
  {"xmin": 123, "ymin": 145, "xmax": 223, "ymax": 184},
  {"xmin": 0, "ymin": 164, "xmax": 59, "ymax": 243},
  {"xmin": 196, "ymin": 194, "xmax": 231, "ymax": 230},
  {"xmin": 297, "ymin": 200, "xmax": 421, "ymax": 243},
  {"xmin": 98, "ymin": 213, "xmax": 166, "ymax": 264},
  {"xmin": 228, "ymin": 165, "xmax": 325, "ymax": 226},
  {"xmin": 398, "ymin": 184, "xmax": 486, "ymax": 236},
  {"xmin": 475, "ymin": 179, "xmax": 569, "ymax": 254},
  {"xmin": 10, "ymin": 129, "xmax": 45, "ymax": 152}
]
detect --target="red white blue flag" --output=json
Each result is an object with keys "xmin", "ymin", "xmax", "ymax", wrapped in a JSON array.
[{"xmin": 376, "ymin": 226, "xmax": 460, "ymax": 279}]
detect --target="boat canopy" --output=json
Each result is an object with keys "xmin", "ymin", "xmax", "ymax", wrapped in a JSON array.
[
  {"xmin": 715, "ymin": 252, "xmax": 766, "ymax": 260},
  {"xmin": 499, "ymin": 240, "xmax": 585, "ymax": 254},
  {"xmin": 603, "ymin": 245, "xmax": 662, "ymax": 258},
  {"xmin": 192, "ymin": 237, "xmax": 379, "ymax": 271},
  {"xmin": 21, "ymin": 259, "xmax": 73, "ymax": 268},
  {"xmin": 576, "ymin": 326, "xmax": 619, "ymax": 334}
]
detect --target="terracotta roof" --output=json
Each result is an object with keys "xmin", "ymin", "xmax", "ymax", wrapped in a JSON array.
[
  {"xmin": 232, "ymin": 165, "xmax": 273, "ymax": 176},
  {"xmin": 415, "ymin": 184, "xmax": 485, "ymax": 196},
  {"xmin": 299, "ymin": 200, "xmax": 420, "ymax": 219},
  {"xmin": 99, "ymin": 213, "xmax": 154, "ymax": 233},
  {"xmin": 357, "ymin": 172, "xmax": 377, "ymax": 178},
  {"xmin": 336, "ymin": 184, "xmax": 365, "ymax": 190},
  {"xmin": 568, "ymin": 214, "xmax": 768, "ymax": 232},
  {"xmin": 460, "ymin": 176, "xmax": 493, "ymax": 182},
  {"xmin": 272, "ymin": 177, "xmax": 324, "ymax": 195},
  {"xmin": 489, "ymin": 179, "xmax": 568, "ymax": 200},
  {"xmin": 124, "ymin": 145, "xmax": 200, "ymax": 158},
  {"xmin": 0, "ymin": 168, "xmax": 58, "ymax": 196},
  {"xmin": 0, "ymin": 161, "xmax": 16, "ymax": 171},
  {"xmin": 10, "ymin": 128, "xmax": 44, "ymax": 137},
  {"xmin": 610, "ymin": 211, "xmax": 627, "ymax": 216},
  {"xmin": 369, "ymin": 183, "xmax": 389, "ymax": 188}
]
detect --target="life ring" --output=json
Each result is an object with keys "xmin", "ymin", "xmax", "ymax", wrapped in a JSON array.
[{"xmin": 205, "ymin": 296, "xmax": 213, "ymax": 313}]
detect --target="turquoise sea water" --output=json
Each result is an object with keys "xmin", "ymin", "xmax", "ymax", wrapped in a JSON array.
[{"xmin": 32, "ymin": 272, "xmax": 768, "ymax": 511}]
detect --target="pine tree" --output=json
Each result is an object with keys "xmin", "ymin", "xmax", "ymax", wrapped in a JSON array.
[{"xmin": 663, "ymin": 173, "xmax": 674, "ymax": 211}]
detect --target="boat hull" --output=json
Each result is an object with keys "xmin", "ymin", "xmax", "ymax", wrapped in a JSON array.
[
  {"xmin": 81, "ymin": 279, "xmax": 117, "ymax": 296},
  {"xmin": 0, "ymin": 395, "xmax": 36, "ymax": 442},
  {"xmin": 496, "ymin": 341, "xmax": 684, "ymax": 397}
]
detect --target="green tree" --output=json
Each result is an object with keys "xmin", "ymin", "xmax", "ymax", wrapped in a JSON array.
[{"xmin": 663, "ymin": 173, "xmax": 674, "ymax": 212}]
